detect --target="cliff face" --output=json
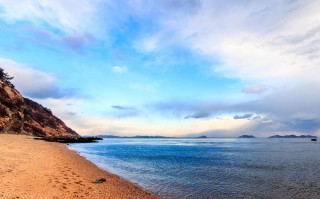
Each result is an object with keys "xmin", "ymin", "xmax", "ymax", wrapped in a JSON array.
[{"xmin": 0, "ymin": 74, "xmax": 79, "ymax": 137}]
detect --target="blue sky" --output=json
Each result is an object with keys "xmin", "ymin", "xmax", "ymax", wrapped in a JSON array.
[{"xmin": 1, "ymin": 0, "xmax": 320, "ymax": 137}]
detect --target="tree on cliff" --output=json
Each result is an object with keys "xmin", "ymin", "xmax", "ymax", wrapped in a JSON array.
[{"xmin": 0, "ymin": 67, "xmax": 14, "ymax": 88}]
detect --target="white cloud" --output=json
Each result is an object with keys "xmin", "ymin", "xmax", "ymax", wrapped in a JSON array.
[
  {"xmin": 137, "ymin": 0, "xmax": 320, "ymax": 86},
  {"xmin": 135, "ymin": 35, "xmax": 161, "ymax": 53},
  {"xmin": 0, "ymin": 57, "xmax": 66, "ymax": 99},
  {"xmin": 0, "ymin": 0, "xmax": 104, "ymax": 34},
  {"xmin": 112, "ymin": 66, "xmax": 128, "ymax": 74}
]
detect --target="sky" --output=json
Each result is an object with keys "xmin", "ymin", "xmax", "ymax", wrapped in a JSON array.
[{"xmin": 0, "ymin": 0, "xmax": 320, "ymax": 137}]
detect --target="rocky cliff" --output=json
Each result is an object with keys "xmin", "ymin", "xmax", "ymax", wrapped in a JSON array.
[{"xmin": 0, "ymin": 68, "xmax": 79, "ymax": 137}]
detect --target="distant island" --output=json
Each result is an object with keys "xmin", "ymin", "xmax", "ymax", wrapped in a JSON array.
[
  {"xmin": 97, "ymin": 135, "xmax": 175, "ymax": 139},
  {"xmin": 269, "ymin": 134, "xmax": 318, "ymax": 138},
  {"xmin": 198, "ymin": 135, "xmax": 208, "ymax": 138},
  {"xmin": 238, "ymin": 135, "xmax": 256, "ymax": 138}
]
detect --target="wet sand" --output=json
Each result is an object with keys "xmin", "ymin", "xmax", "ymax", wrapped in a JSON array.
[{"xmin": 0, "ymin": 134, "xmax": 158, "ymax": 199}]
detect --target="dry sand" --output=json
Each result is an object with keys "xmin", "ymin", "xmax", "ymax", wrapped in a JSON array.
[{"xmin": 0, "ymin": 134, "xmax": 158, "ymax": 199}]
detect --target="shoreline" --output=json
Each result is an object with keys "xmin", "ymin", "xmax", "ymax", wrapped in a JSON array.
[{"xmin": 0, "ymin": 134, "xmax": 158, "ymax": 199}]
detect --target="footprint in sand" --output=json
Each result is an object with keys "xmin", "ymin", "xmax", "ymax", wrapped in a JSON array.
[{"xmin": 75, "ymin": 181, "xmax": 83, "ymax": 185}]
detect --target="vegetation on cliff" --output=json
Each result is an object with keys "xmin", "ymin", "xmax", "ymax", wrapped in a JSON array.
[{"xmin": 0, "ymin": 68, "xmax": 14, "ymax": 88}]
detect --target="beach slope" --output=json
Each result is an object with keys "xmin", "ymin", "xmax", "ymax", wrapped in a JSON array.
[{"xmin": 0, "ymin": 134, "xmax": 157, "ymax": 199}]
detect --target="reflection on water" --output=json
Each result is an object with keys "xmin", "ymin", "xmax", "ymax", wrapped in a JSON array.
[{"xmin": 68, "ymin": 138, "xmax": 320, "ymax": 199}]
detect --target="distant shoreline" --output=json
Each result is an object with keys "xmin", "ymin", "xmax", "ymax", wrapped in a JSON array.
[
  {"xmin": 96, "ymin": 135, "xmax": 318, "ymax": 139},
  {"xmin": 268, "ymin": 134, "xmax": 317, "ymax": 138}
]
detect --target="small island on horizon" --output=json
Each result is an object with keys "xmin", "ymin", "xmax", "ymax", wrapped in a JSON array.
[{"xmin": 238, "ymin": 135, "xmax": 256, "ymax": 138}]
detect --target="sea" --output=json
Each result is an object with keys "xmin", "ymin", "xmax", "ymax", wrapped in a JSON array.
[{"xmin": 68, "ymin": 138, "xmax": 320, "ymax": 199}]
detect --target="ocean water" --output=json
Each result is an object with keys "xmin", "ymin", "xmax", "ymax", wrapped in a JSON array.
[{"xmin": 68, "ymin": 138, "xmax": 320, "ymax": 199}]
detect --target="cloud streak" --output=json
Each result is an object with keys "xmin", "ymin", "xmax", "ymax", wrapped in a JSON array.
[
  {"xmin": 242, "ymin": 85, "xmax": 268, "ymax": 94},
  {"xmin": 27, "ymin": 27, "xmax": 95, "ymax": 52},
  {"xmin": 233, "ymin": 114, "xmax": 253, "ymax": 120},
  {"xmin": 184, "ymin": 112, "xmax": 211, "ymax": 119},
  {"xmin": 111, "ymin": 105, "xmax": 135, "ymax": 110}
]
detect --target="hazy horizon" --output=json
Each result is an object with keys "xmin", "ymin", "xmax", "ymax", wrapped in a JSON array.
[{"xmin": 1, "ymin": 0, "xmax": 320, "ymax": 137}]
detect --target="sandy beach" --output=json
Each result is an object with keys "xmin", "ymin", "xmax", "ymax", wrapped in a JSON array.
[{"xmin": 0, "ymin": 134, "xmax": 158, "ymax": 199}]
